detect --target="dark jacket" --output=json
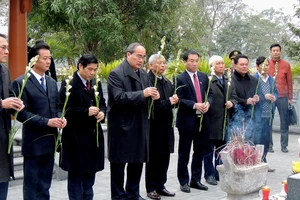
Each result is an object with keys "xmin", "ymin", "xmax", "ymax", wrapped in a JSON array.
[
  {"xmin": 12, "ymin": 72, "xmax": 61, "ymax": 156},
  {"xmin": 107, "ymin": 59, "xmax": 153, "ymax": 163},
  {"xmin": 208, "ymin": 75, "xmax": 238, "ymax": 140},
  {"xmin": 59, "ymin": 72, "xmax": 106, "ymax": 173},
  {"xmin": 0, "ymin": 64, "xmax": 14, "ymax": 182},
  {"xmin": 148, "ymin": 70, "xmax": 174, "ymax": 154},
  {"xmin": 176, "ymin": 70, "xmax": 213, "ymax": 131},
  {"xmin": 231, "ymin": 70, "xmax": 258, "ymax": 115}
]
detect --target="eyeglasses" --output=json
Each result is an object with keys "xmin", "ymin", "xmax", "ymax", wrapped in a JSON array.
[
  {"xmin": 0, "ymin": 46, "xmax": 9, "ymax": 51},
  {"xmin": 133, "ymin": 53, "xmax": 147, "ymax": 60}
]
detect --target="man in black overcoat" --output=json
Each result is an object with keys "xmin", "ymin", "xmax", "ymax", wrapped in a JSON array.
[
  {"xmin": 107, "ymin": 43, "xmax": 160, "ymax": 200},
  {"xmin": 145, "ymin": 54, "xmax": 178, "ymax": 200},
  {"xmin": 0, "ymin": 33, "xmax": 24, "ymax": 200},
  {"xmin": 59, "ymin": 54, "xmax": 107, "ymax": 199}
]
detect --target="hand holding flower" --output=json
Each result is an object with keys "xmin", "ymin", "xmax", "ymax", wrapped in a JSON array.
[
  {"xmin": 169, "ymin": 94, "xmax": 179, "ymax": 105},
  {"xmin": 88, "ymin": 106, "xmax": 100, "ymax": 116},
  {"xmin": 253, "ymin": 94, "xmax": 259, "ymax": 102},
  {"xmin": 47, "ymin": 117, "xmax": 67, "ymax": 129},
  {"xmin": 95, "ymin": 111, "xmax": 105, "ymax": 123},
  {"xmin": 2, "ymin": 97, "xmax": 24, "ymax": 111},
  {"xmin": 225, "ymin": 101, "xmax": 233, "ymax": 109},
  {"xmin": 265, "ymin": 94, "xmax": 276, "ymax": 103}
]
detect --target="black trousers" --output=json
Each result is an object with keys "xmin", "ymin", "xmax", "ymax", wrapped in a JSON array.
[
  {"xmin": 67, "ymin": 171, "xmax": 95, "ymax": 200},
  {"xmin": 110, "ymin": 162, "xmax": 143, "ymax": 200},
  {"xmin": 0, "ymin": 181, "xmax": 8, "ymax": 200},
  {"xmin": 177, "ymin": 122, "xmax": 210, "ymax": 185},
  {"xmin": 23, "ymin": 154, "xmax": 54, "ymax": 200},
  {"xmin": 145, "ymin": 152, "xmax": 170, "ymax": 193}
]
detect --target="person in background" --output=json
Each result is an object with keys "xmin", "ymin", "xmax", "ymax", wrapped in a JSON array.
[
  {"xmin": 146, "ymin": 54, "xmax": 178, "ymax": 200},
  {"xmin": 228, "ymin": 50, "xmax": 242, "ymax": 74},
  {"xmin": 268, "ymin": 44, "xmax": 293, "ymax": 153},
  {"xmin": 0, "ymin": 33, "xmax": 24, "ymax": 200},
  {"xmin": 107, "ymin": 42, "xmax": 160, "ymax": 200},
  {"xmin": 12, "ymin": 42, "xmax": 66, "ymax": 200},
  {"xmin": 59, "ymin": 54, "xmax": 107, "ymax": 199},
  {"xmin": 176, "ymin": 50, "xmax": 213, "ymax": 193},
  {"xmin": 253, "ymin": 56, "xmax": 277, "ymax": 172},
  {"xmin": 205, "ymin": 55, "xmax": 237, "ymax": 182}
]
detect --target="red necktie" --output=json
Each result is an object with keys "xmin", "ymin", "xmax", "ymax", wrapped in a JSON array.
[
  {"xmin": 193, "ymin": 73, "xmax": 202, "ymax": 103},
  {"xmin": 86, "ymin": 81, "xmax": 90, "ymax": 91}
]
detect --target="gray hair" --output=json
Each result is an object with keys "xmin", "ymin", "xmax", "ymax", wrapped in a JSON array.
[
  {"xmin": 125, "ymin": 42, "xmax": 143, "ymax": 54},
  {"xmin": 148, "ymin": 54, "xmax": 165, "ymax": 65}
]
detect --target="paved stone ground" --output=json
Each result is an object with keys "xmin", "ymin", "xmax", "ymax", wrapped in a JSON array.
[{"xmin": 7, "ymin": 130, "xmax": 300, "ymax": 200}]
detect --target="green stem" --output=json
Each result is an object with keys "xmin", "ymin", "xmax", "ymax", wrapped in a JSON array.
[
  {"xmin": 251, "ymin": 76, "xmax": 261, "ymax": 120},
  {"xmin": 199, "ymin": 79, "xmax": 211, "ymax": 132}
]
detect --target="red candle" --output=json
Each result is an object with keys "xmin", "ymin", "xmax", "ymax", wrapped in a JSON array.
[
  {"xmin": 262, "ymin": 186, "xmax": 270, "ymax": 200},
  {"xmin": 282, "ymin": 180, "xmax": 288, "ymax": 193}
]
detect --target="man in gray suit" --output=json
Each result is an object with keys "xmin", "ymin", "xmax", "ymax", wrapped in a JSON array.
[
  {"xmin": 12, "ymin": 42, "xmax": 66, "ymax": 200},
  {"xmin": 0, "ymin": 33, "xmax": 24, "ymax": 200}
]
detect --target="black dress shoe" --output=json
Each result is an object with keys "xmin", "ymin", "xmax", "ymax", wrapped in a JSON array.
[
  {"xmin": 157, "ymin": 188, "xmax": 175, "ymax": 196},
  {"xmin": 180, "ymin": 184, "xmax": 191, "ymax": 193},
  {"xmin": 281, "ymin": 147, "xmax": 288, "ymax": 153},
  {"xmin": 268, "ymin": 148, "xmax": 274, "ymax": 153},
  {"xmin": 190, "ymin": 181, "xmax": 208, "ymax": 191},
  {"xmin": 147, "ymin": 191, "xmax": 161, "ymax": 200},
  {"xmin": 206, "ymin": 176, "xmax": 218, "ymax": 185}
]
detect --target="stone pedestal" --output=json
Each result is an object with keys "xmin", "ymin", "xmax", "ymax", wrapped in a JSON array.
[
  {"xmin": 217, "ymin": 152, "xmax": 268, "ymax": 200},
  {"xmin": 287, "ymin": 173, "xmax": 300, "ymax": 200}
]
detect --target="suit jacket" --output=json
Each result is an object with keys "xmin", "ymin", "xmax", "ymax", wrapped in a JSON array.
[
  {"xmin": 107, "ymin": 59, "xmax": 152, "ymax": 163},
  {"xmin": 12, "ymin": 71, "xmax": 61, "ymax": 156},
  {"xmin": 176, "ymin": 70, "xmax": 213, "ymax": 131},
  {"xmin": 148, "ymin": 70, "xmax": 174, "ymax": 154},
  {"xmin": 0, "ymin": 64, "xmax": 14, "ymax": 181},
  {"xmin": 59, "ymin": 72, "xmax": 106, "ymax": 173}
]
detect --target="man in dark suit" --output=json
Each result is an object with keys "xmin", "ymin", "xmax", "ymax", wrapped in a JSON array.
[
  {"xmin": 59, "ymin": 54, "xmax": 107, "ymax": 200},
  {"xmin": 176, "ymin": 50, "xmax": 213, "ymax": 193},
  {"xmin": 107, "ymin": 43, "xmax": 160, "ymax": 200},
  {"xmin": 146, "ymin": 54, "xmax": 178, "ymax": 200},
  {"xmin": 12, "ymin": 42, "xmax": 66, "ymax": 200},
  {"xmin": 0, "ymin": 33, "xmax": 24, "ymax": 200}
]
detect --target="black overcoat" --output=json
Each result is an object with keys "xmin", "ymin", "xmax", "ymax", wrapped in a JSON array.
[
  {"xmin": 59, "ymin": 72, "xmax": 106, "ymax": 173},
  {"xmin": 107, "ymin": 59, "xmax": 152, "ymax": 163},
  {"xmin": 148, "ymin": 70, "xmax": 174, "ymax": 154},
  {"xmin": 0, "ymin": 65, "xmax": 14, "ymax": 182},
  {"xmin": 208, "ymin": 75, "xmax": 237, "ymax": 140}
]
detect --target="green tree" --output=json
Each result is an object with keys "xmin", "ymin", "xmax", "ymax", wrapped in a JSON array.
[{"xmin": 28, "ymin": 0, "xmax": 181, "ymax": 63}]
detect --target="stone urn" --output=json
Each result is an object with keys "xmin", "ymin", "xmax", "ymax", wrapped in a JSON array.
[{"xmin": 217, "ymin": 151, "xmax": 268, "ymax": 200}]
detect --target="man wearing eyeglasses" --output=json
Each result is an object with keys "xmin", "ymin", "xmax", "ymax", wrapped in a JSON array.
[
  {"xmin": 0, "ymin": 33, "xmax": 24, "ymax": 200},
  {"xmin": 107, "ymin": 43, "xmax": 160, "ymax": 200}
]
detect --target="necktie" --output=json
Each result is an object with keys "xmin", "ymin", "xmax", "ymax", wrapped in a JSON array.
[
  {"xmin": 193, "ymin": 74, "xmax": 202, "ymax": 103},
  {"xmin": 40, "ymin": 77, "xmax": 46, "ymax": 91},
  {"xmin": 86, "ymin": 81, "xmax": 90, "ymax": 91},
  {"xmin": 219, "ymin": 78, "xmax": 224, "ymax": 85}
]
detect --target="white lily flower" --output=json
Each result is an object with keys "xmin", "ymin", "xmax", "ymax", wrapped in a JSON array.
[
  {"xmin": 93, "ymin": 85, "xmax": 98, "ymax": 91},
  {"xmin": 66, "ymin": 92, "xmax": 70, "ymax": 96},
  {"xmin": 228, "ymin": 82, "xmax": 231, "ymax": 86},
  {"xmin": 67, "ymin": 85, "xmax": 72, "ymax": 90},
  {"xmin": 68, "ymin": 76, "xmax": 73, "ymax": 80},
  {"xmin": 65, "ymin": 79, "xmax": 70, "ymax": 85},
  {"xmin": 97, "ymin": 78, "xmax": 101, "ymax": 82},
  {"xmin": 26, "ymin": 73, "xmax": 31, "ymax": 78},
  {"xmin": 95, "ymin": 92, "xmax": 99, "ymax": 96},
  {"xmin": 208, "ymin": 76, "xmax": 212, "ymax": 81}
]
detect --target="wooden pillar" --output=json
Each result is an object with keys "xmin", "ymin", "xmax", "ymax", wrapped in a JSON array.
[{"xmin": 8, "ymin": 0, "xmax": 32, "ymax": 81}]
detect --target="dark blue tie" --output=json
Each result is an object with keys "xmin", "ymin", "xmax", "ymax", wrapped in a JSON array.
[
  {"xmin": 219, "ymin": 78, "xmax": 224, "ymax": 85},
  {"xmin": 40, "ymin": 77, "xmax": 46, "ymax": 91}
]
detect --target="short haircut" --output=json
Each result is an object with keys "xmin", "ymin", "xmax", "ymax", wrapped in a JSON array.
[
  {"xmin": 0, "ymin": 33, "xmax": 7, "ymax": 39},
  {"xmin": 28, "ymin": 42, "xmax": 51, "ymax": 63},
  {"xmin": 256, "ymin": 56, "xmax": 268, "ymax": 66},
  {"xmin": 77, "ymin": 54, "xmax": 98, "ymax": 69},
  {"xmin": 125, "ymin": 42, "xmax": 143, "ymax": 55},
  {"xmin": 182, "ymin": 50, "xmax": 199, "ymax": 61},
  {"xmin": 270, "ymin": 43, "xmax": 281, "ymax": 51},
  {"xmin": 233, "ymin": 54, "xmax": 248, "ymax": 65},
  {"xmin": 148, "ymin": 54, "xmax": 165, "ymax": 65}
]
